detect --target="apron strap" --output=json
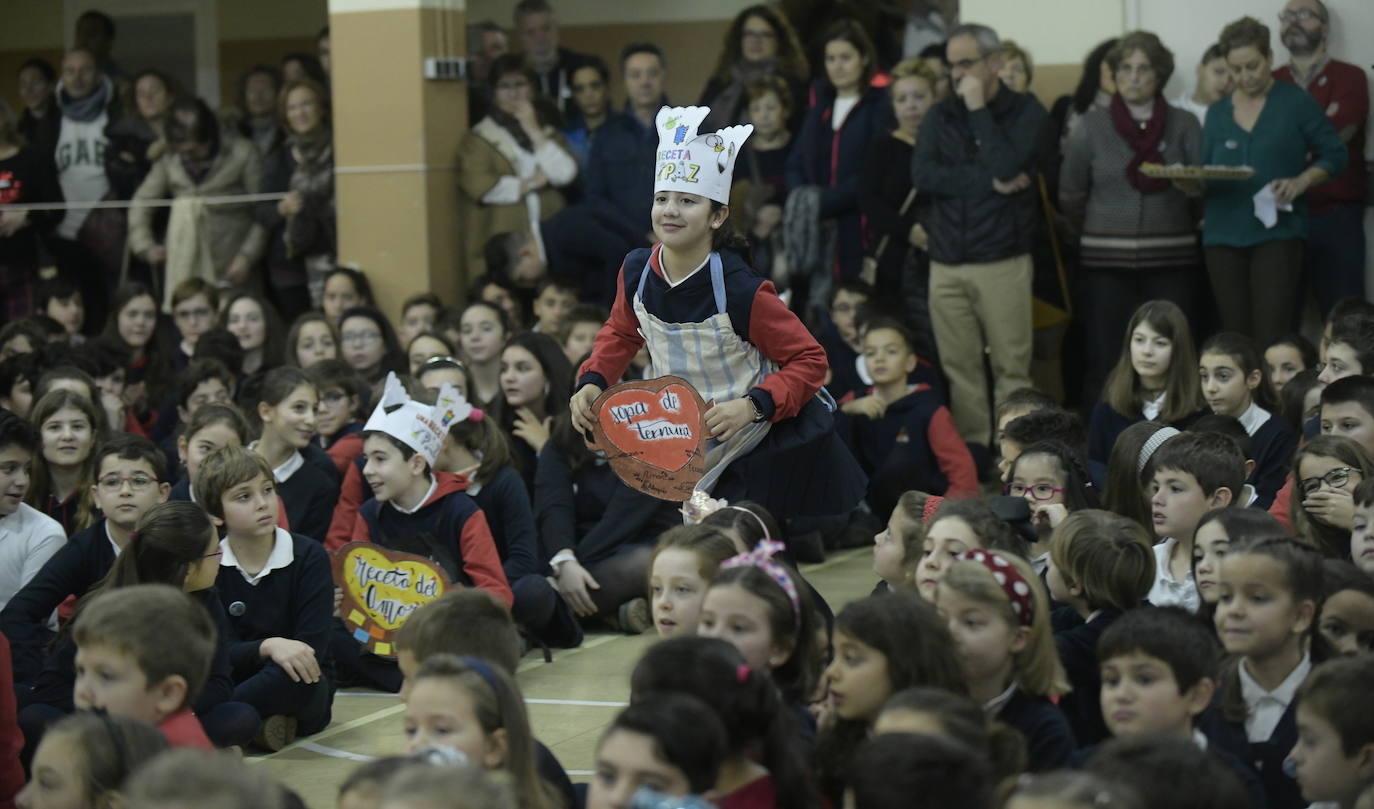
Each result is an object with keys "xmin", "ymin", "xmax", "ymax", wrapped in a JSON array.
[{"xmin": 635, "ymin": 248, "xmax": 729, "ymax": 317}]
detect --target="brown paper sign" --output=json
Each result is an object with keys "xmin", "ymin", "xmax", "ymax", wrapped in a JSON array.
[
  {"xmin": 591, "ymin": 376, "xmax": 709, "ymax": 502},
  {"xmin": 332, "ymin": 542, "xmax": 452, "ymax": 655}
]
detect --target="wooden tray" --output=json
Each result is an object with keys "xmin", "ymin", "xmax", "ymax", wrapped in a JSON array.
[{"xmin": 1140, "ymin": 163, "xmax": 1256, "ymax": 180}]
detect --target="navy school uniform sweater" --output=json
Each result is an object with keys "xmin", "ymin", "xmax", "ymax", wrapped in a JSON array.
[
  {"xmin": 534, "ymin": 442, "xmax": 681, "ymax": 565},
  {"xmin": 354, "ymin": 472, "xmax": 513, "ymax": 606},
  {"xmin": 469, "ymin": 466, "xmax": 543, "ymax": 581},
  {"xmin": 1247, "ymin": 412, "xmax": 1297, "ymax": 511},
  {"xmin": 1199, "ymin": 688, "xmax": 1302, "ymax": 809},
  {"xmin": 836, "ymin": 384, "xmax": 979, "ymax": 520},
  {"xmin": 275, "ymin": 452, "xmax": 340, "ymax": 542},
  {"xmin": 1053, "ymin": 608, "xmax": 1122, "ymax": 747},
  {"xmin": 1, "ymin": 519, "xmax": 115, "ymax": 683},
  {"xmin": 302, "ymin": 443, "xmax": 343, "ymax": 485},
  {"xmin": 22, "ymin": 587, "xmax": 236, "ymax": 715},
  {"xmin": 1087, "ymin": 400, "xmax": 1204, "ymax": 471},
  {"xmin": 997, "ymin": 689, "xmax": 1076, "ymax": 772},
  {"xmin": 215, "ymin": 530, "xmax": 336, "ymax": 681}
]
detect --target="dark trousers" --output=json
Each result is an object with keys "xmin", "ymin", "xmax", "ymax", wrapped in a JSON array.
[
  {"xmin": 1305, "ymin": 203, "xmax": 1367, "ymax": 318},
  {"xmin": 1205, "ymin": 239, "xmax": 1303, "ymax": 349},
  {"xmin": 585, "ymin": 543, "xmax": 654, "ymax": 617},
  {"xmin": 1079, "ymin": 265, "xmax": 1201, "ymax": 407},
  {"xmin": 231, "ymin": 660, "xmax": 334, "ymax": 735},
  {"xmin": 511, "ymin": 573, "xmax": 583, "ymax": 649}
]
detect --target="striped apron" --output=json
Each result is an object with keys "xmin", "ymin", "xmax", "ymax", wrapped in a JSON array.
[{"xmin": 633, "ymin": 250, "xmax": 775, "ymax": 494}]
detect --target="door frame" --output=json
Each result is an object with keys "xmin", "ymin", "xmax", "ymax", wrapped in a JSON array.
[{"xmin": 64, "ymin": 0, "xmax": 221, "ymax": 106}]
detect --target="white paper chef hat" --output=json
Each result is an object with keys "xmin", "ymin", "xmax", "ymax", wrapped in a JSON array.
[
  {"xmin": 653, "ymin": 105, "xmax": 754, "ymax": 205},
  {"xmin": 362, "ymin": 372, "xmax": 475, "ymax": 466}
]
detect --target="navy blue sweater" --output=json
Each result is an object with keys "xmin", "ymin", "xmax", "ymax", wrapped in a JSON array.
[
  {"xmin": 1053, "ymin": 608, "xmax": 1122, "ymax": 747},
  {"xmin": 998, "ymin": 689, "xmax": 1076, "ymax": 772},
  {"xmin": 1, "ymin": 520, "xmax": 115, "ymax": 683},
  {"xmin": 1087, "ymin": 400, "xmax": 1204, "ymax": 469},
  {"xmin": 1069, "ymin": 738, "xmax": 1268, "ymax": 808},
  {"xmin": 214, "ymin": 532, "xmax": 335, "ymax": 678},
  {"xmin": 1249, "ymin": 414, "xmax": 1297, "ymax": 510},
  {"xmin": 583, "ymin": 106, "xmax": 658, "ymax": 235},
  {"xmin": 1200, "ymin": 691, "xmax": 1302, "ymax": 809},
  {"xmin": 534, "ymin": 443, "xmax": 680, "ymax": 565},
  {"xmin": 277, "ymin": 457, "xmax": 339, "ymax": 543},
  {"xmin": 471, "ymin": 466, "xmax": 544, "ymax": 579}
]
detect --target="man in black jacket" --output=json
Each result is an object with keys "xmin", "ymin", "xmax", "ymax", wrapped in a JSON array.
[{"xmin": 912, "ymin": 23, "xmax": 1045, "ymax": 453}]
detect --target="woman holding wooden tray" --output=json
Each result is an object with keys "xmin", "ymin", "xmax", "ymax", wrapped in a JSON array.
[{"xmin": 1199, "ymin": 16, "xmax": 1345, "ymax": 349}]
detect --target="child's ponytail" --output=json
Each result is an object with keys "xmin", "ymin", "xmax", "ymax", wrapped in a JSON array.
[
  {"xmin": 448, "ymin": 415, "xmax": 512, "ymax": 486},
  {"xmin": 75, "ymin": 502, "xmax": 215, "ymax": 614}
]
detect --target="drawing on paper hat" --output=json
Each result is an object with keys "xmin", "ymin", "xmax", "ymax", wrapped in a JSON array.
[
  {"xmin": 362, "ymin": 372, "xmax": 474, "ymax": 466},
  {"xmin": 653, "ymin": 105, "xmax": 754, "ymax": 205}
]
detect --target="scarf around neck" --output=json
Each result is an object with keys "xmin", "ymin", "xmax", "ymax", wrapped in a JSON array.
[
  {"xmin": 57, "ymin": 76, "xmax": 112, "ymax": 123},
  {"xmin": 1110, "ymin": 92, "xmax": 1170, "ymax": 194}
]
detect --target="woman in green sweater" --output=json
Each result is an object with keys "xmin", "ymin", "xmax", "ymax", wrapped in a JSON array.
[{"xmin": 1200, "ymin": 15, "xmax": 1345, "ymax": 349}]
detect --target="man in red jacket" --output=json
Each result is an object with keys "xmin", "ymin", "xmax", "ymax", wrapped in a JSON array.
[{"xmin": 1273, "ymin": 0, "xmax": 1369, "ymax": 318}]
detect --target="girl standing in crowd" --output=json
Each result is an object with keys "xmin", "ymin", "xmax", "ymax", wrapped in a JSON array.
[
  {"xmin": 1198, "ymin": 331, "xmax": 1296, "ymax": 508},
  {"xmin": 459, "ymin": 301, "xmax": 513, "ymax": 412},
  {"xmin": 458, "ymin": 53, "xmax": 577, "ymax": 278},
  {"xmin": 941, "ymin": 549, "xmax": 1075, "ymax": 770},
  {"xmin": 1199, "ymin": 16, "xmax": 1345, "ymax": 348},
  {"xmin": 279, "ymin": 78, "xmax": 337, "ymax": 311},
  {"xmin": 321, "ymin": 268, "xmax": 373, "ymax": 327},
  {"xmin": 648, "ymin": 524, "xmax": 737, "ymax": 638},
  {"xmin": 1291, "ymin": 435, "xmax": 1372, "ymax": 559},
  {"xmin": 221, "ymin": 292, "xmax": 284, "ymax": 378},
  {"xmin": 630, "ymin": 636, "xmax": 821, "ymax": 809},
  {"xmin": 27, "ymin": 389, "xmax": 108, "ymax": 534},
  {"xmin": 1087, "ymin": 300, "xmax": 1202, "ymax": 467},
  {"xmin": 571, "ymin": 104, "xmax": 863, "ymax": 528},
  {"xmin": 699, "ymin": 5, "xmax": 808, "ymax": 132},
  {"xmin": 284, "ymin": 311, "xmax": 339, "ymax": 369},
  {"xmin": 815, "ymin": 591, "xmax": 967, "ymax": 806},
  {"xmin": 402, "ymin": 655, "xmax": 562, "ymax": 809},
  {"xmin": 786, "ymin": 20, "xmax": 887, "ymax": 287},
  {"xmin": 337, "ymin": 306, "xmax": 405, "ymax": 386},
  {"xmin": 1058, "ymin": 32, "xmax": 1203, "ymax": 405},
  {"xmin": 858, "ymin": 58, "xmax": 939, "ymax": 313}
]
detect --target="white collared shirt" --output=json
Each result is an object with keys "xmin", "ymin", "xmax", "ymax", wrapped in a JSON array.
[
  {"xmin": 390, "ymin": 476, "xmax": 437, "ymax": 516},
  {"xmin": 271, "ymin": 450, "xmax": 304, "ymax": 483},
  {"xmin": 220, "ymin": 527, "xmax": 295, "ymax": 587},
  {"xmin": 1149, "ymin": 537, "xmax": 1200, "ymax": 613},
  {"xmin": 1237, "ymin": 401, "xmax": 1272, "ymax": 437},
  {"xmin": 105, "ymin": 521, "xmax": 124, "ymax": 558},
  {"xmin": 1192, "ymin": 728, "xmax": 1210, "ymax": 751},
  {"xmin": 1142, "ymin": 391, "xmax": 1167, "ymax": 421},
  {"xmin": 983, "ymin": 680, "xmax": 1018, "ymax": 717},
  {"xmin": 1239, "ymin": 654, "xmax": 1311, "ymax": 743}
]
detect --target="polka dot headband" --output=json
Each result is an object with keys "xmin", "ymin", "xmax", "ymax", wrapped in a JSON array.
[
  {"xmin": 959, "ymin": 549, "xmax": 1034, "ymax": 627},
  {"xmin": 721, "ymin": 539, "xmax": 800, "ymax": 623}
]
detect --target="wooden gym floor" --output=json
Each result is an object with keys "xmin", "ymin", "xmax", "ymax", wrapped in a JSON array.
[{"xmin": 250, "ymin": 548, "xmax": 876, "ymax": 809}]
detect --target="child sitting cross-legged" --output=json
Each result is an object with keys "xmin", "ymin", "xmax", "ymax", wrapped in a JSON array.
[
  {"xmin": 71, "ymin": 584, "xmax": 216, "ymax": 748},
  {"xmin": 197, "ymin": 444, "xmax": 336, "ymax": 749},
  {"xmin": 1086, "ymin": 606, "xmax": 1265, "ymax": 806},
  {"xmin": 838, "ymin": 317, "xmax": 978, "ymax": 520}
]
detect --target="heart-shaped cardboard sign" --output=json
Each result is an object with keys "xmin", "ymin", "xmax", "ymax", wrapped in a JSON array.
[
  {"xmin": 332, "ymin": 542, "xmax": 452, "ymax": 656},
  {"xmin": 591, "ymin": 376, "xmax": 708, "ymax": 502}
]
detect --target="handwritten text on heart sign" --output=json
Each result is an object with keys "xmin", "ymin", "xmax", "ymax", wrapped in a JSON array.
[
  {"xmin": 609, "ymin": 391, "xmax": 693, "ymax": 441},
  {"xmin": 352, "ymin": 555, "xmax": 441, "ymax": 623}
]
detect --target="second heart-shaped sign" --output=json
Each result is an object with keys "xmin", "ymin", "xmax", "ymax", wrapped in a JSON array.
[{"xmin": 592, "ymin": 376, "xmax": 708, "ymax": 501}]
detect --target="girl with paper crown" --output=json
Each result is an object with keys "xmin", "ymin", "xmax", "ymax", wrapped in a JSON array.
[{"xmin": 570, "ymin": 105, "xmax": 865, "ymax": 522}]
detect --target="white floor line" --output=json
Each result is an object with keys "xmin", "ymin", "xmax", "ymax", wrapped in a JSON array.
[
  {"xmin": 525, "ymin": 698, "xmax": 627, "ymax": 707},
  {"xmin": 297, "ymin": 742, "xmax": 377, "ymax": 762}
]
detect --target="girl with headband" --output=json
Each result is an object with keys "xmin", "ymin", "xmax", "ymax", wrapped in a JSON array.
[
  {"xmin": 630, "ymin": 636, "xmax": 822, "ymax": 809},
  {"xmin": 567, "ymin": 105, "xmax": 863, "ymax": 525},
  {"xmin": 402, "ymin": 653, "xmax": 561, "ymax": 809},
  {"xmin": 937, "ymin": 549, "xmax": 1074, "ymax": 772},
  {"xmin": 698, "ymin": 540, "xmax": 824, "ymax": 745}
]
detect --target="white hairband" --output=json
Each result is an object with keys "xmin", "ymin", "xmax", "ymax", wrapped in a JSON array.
[
  {"xmin": 1137, "ymin": 426, "xmax": 1180, "ymax": 474},
  {"xmin": 727, "ymin": 505, "xmax": 770, "ymax": 541}
]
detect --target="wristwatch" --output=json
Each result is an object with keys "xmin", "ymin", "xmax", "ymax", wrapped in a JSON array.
[{"xmin": 746, "ymin": 395, "xmax": 765, "ymax": 423}]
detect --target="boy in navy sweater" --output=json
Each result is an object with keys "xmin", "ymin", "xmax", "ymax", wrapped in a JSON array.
[
  {"xmin": 837, "ymin": 317, "xmax": 977, "ymax": 520},
  {"xmin": 2, "ymin": 434, "xmax": 170, "ymax": 683},
  {"xmin": 1088, "ymin": 607, "xmax": 1266, "ymax": 808},
  {"xmin": 198, "ymin": 445, "xmax": 334, "ymax": 750}
]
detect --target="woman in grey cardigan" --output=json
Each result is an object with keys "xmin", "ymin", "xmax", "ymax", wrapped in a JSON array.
[{"xmin": 1059, "ymin": 30, "xmax": 1202, "ymax": 404}]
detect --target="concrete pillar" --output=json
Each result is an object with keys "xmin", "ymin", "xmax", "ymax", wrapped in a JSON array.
[{"xmin": 328, "ymin": 0, "xmax": 468, "ymax": 319}]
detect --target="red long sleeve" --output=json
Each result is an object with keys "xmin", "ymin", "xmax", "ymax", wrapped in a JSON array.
[
  {"xmin": 327, "ymin": 461, "xmax": 368, "ymax": 552},
  {"xmin": 0, "ymin": 634, "xmax": 25, "ymax": 808},
  {"xmin": 746, "ymin": 283, "xmax": 826, "ymax": 421},
  {"xmin": 579, "ymin": 262, "xmax": 644, "ymax": 387},
  {"xmin": 457, "ymin": 510, "xmax": 513, "ymax": 607},
  {"xmin": 927, "ymin": 406, "xmax": 979, "ymax": 497},
  {"xmin": 1268, "ymin": 474, "xmax": 1293, "ymax": 532}
]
